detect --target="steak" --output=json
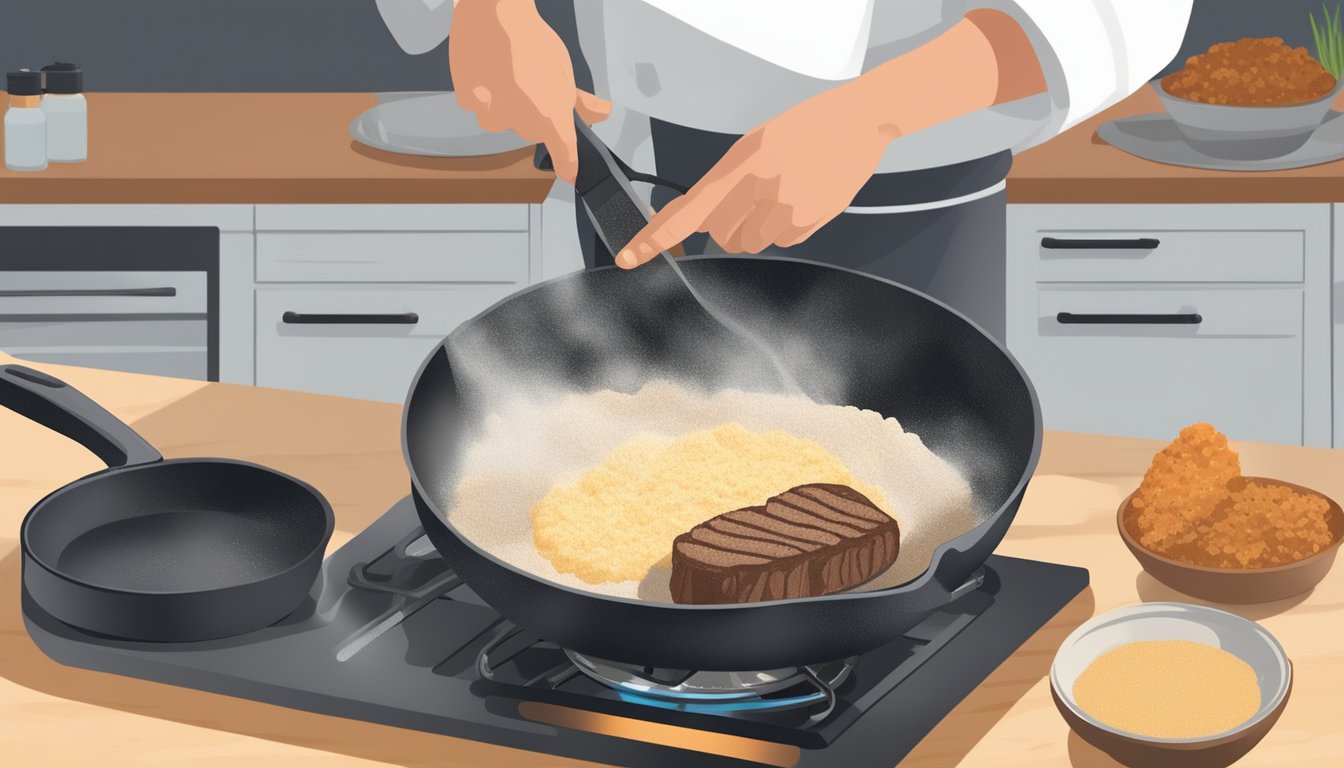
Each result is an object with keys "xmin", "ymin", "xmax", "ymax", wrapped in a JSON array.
[{"xmin": 669, "ymin": 483, "xmax": 900, "ymax": 605}]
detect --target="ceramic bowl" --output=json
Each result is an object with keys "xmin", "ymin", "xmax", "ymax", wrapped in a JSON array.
[
  {"xmin": 1051, "ymin": 603, "xmax": 1292, "ymax": 768},
  {"xmin": 1118, "ymin": 477, "xmax": 1344, "ymax": 603},
  {"xmin": 1153, "ymin": 79, "xmax": 1343, "ymax": 160}
]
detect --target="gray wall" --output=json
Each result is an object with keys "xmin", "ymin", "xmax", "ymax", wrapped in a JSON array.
[
  {"xmin": 2, "ymin": 1, "xmax": 452, "ymax": 91},
  {"xmin": 0, "ymin": 0, "xmax": 1335, "ymax": 91}
]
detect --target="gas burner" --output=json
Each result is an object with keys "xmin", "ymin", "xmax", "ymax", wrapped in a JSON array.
[
  {"xmin": 566, "ymin": 650, "xmax": 856, "ymax": 721},
  {"xmin": 473, "ymin": 623, "xmax": 855, "ymax": 723}
]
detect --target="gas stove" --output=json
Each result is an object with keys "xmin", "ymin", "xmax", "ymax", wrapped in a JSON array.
[{"xmin": 23, "ymin": 497, "xmax": 1087, "ymax": 767}]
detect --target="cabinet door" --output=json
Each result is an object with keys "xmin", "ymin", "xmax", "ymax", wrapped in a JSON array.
[
  {"xmin": 1017, "ymin": 286, "xmax": 1304, "ymax": 445},
  {"xmin": 254, "ymin": 285, "xmax": 517, "ymax": 402}
]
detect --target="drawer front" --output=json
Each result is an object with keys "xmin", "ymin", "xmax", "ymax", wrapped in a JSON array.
[
  {"xmin": 13, "ymin": 349, "xmax": 208, "ymax": 380},
  {"xmin": 1016, "ymin": 287, "xmax": 1304, "ymax": 445},
  {"xmin": 255, "ymin": 232, "xmax": 529, "ymax": 283},
  {"xmin": 255, "ymin": 204, "xmax": 529, "ymax": 232},
  {"xmin": 0, "ymin": 272, "xmax": 208, "ymax": 315},
  {"xmin": 0, "ymin": 318, "xmax": 205, "ymax": 348},
  {"xmin": 1032, "ymin": 230, "xmax": 1304, "ymax": 283},
  {"xmin": 1009, "ymin": 204, "xmax": 1328, "ymax": 284},
  {"xmin": 1037, "ymin": 286, "xmax": 1302, "ymax": 337},
  {"xmin": 255, "ymin": 286, "xmax": 517, "ymax": 402}
]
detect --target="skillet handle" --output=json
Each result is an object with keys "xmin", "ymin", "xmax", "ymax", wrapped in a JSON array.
[{"xmin": 0, "ymin": 364, "xmax": 163, "ymax": 468}]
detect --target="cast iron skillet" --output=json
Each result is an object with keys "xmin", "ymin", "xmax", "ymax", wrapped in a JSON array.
[
  {"xmin": 2, "ymin": 364, "xmax": 333, "ymax": 642},
  {"xmin": 404, "ymin": 256, "xmax": 1041, "ymax": 671}
]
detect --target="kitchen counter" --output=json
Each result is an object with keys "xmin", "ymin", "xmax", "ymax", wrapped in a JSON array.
[
  {"xmin": 0, "ymin": 353, "xmax": 1339, "ymax": 767},
  {"xmin": 5, "ymin": 89, "xmax": 1343, "ymax": 207},
  {"xmin": 0, "ymin": 93, "xmax": 553, "ymax": 204},
  {"xmin": 1007, "ymin": 87, "xmax": 1344, "ymax": 203}
]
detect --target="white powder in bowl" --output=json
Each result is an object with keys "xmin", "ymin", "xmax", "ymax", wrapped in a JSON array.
[{"xmin": 447, "ymin": 380, "xmax": 979, "ymax": 602}]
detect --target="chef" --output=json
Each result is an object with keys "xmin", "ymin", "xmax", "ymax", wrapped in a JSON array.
[{"xmin": 377, "ymin": 0, "xmax": 1193, "ymax": 339}]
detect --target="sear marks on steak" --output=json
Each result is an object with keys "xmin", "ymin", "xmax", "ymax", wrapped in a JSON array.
[{"xmin": 669, "ymin": 483, "xmax": 900, "ymax": 605}]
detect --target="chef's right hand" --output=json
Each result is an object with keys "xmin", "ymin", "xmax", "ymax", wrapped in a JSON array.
[{"xmin": 450, "ymin": 0, "xmax": 611, "ymax": 184}]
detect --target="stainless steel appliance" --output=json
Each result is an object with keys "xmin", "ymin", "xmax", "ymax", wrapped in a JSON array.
[{"xmin": 0, "ymin": 227, "xmax": 218, "ymax": 380}]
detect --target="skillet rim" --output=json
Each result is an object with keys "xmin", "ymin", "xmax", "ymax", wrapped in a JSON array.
[
  {"xmin": 402, "ymin": 253, "xmax": 1043, "ymax": 611},
  {"xmin": 19, "ymin": 457, "xmax": 336, "ymax": 597}
]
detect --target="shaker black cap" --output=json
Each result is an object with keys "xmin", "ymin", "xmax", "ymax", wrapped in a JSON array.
[
  {"xmin": 6, "ymin": 70, "xmax": 43, "ymax": 96},
  {"xmin": 41, "ymin": 62, "xmax": 83, "ymax": 94}
]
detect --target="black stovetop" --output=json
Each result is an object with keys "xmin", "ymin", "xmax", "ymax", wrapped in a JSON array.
[{"xmin": 23, "ymin": 497, "xmax": 1088, "ymax": 768}]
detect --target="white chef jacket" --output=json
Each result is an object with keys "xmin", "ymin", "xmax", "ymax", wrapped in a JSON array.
[{"xmin": 377, "ymin": 0, "xmax": 1192, "ymax": 203}]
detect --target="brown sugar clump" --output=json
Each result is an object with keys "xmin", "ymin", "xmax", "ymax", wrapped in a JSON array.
[
  {"xmin": 1130, "ymin": 423, "xmax": 1241, "ymax": 552},
  {"xmin": 1205, "ymin": 478, "xmax": 1334, "ymax": 568},
  {"xmin": 1161, "ymin": 37, "xmax": 1337, "ymax": 106},
  {"xmin": 1129, "ymin": 423, "xmax": 1336, "ymax": 569}
]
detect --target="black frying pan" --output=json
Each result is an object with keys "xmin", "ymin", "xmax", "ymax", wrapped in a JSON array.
[
  {"xmin": 2, "ymin": 364, "xmax": 333, "ymax": 642},
  {"xmin": 403, "ymin": 255, "xmax": 1042, "ymax": 671}
]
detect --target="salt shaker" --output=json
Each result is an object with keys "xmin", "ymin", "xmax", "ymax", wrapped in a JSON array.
[
  {"xmin": 5, "ymin": 70, "xmax": 47, "ymax": 172},
  {"xmin": 41, "ymin": 62, "xmax": 87, "ymax": 163}
]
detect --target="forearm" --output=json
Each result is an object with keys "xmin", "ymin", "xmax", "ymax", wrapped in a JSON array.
[{"xmin": 852, "ymin": 10, "xmax": 1047, "ymax": 138}]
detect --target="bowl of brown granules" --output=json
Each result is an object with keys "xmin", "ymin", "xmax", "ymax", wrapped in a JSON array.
[
  {"xmin": 1051, "ymin": 603, "xmax": 1292, "ymax": 768},
  {"xmin": 1118, "ymin": 423, "xmax": 1344, "ymax": 603},
  {"xmin": 1155, "ymin": 37, "xmax": 1342, "ymax": 160}
]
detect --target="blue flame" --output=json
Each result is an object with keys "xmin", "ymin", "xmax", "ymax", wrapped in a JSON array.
[{"xmin": 615, "ymin": 689, "xmax": 826, "ymax": 714}]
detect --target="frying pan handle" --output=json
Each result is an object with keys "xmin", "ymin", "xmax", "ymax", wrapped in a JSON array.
[{"xmin": 0, "ymin": 364, "xmax": 163, "ymax": 469}]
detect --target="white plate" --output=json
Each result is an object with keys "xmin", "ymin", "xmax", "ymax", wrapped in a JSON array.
[
  {"xmin": 349, "ymin": 91, "xmax": 533, "ymax": 158},
  {"xmin": 1050, "ymin": 602, "xmax": 1291, "ymax": 745},
  {"xmin": 1098, "ymin": 110, "xmax": 1344, "ymax": 172}
]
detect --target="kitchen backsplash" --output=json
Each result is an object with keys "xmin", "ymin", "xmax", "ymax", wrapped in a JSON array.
[{"xmin": 0, "ymin": 0, "xmax": 1334, "ymax": 91}]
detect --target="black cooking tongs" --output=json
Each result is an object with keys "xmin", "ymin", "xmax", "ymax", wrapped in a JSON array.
[{"xmin": 538, "ymin": 117, "xmax": 690, "ymax": 258}]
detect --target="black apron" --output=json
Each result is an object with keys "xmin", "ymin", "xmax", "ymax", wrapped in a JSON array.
[{"xmin": 576, "ymin": 119, "xmax": 1012, "ymax": 340}]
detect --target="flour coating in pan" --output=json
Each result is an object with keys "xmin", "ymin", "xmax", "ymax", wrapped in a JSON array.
[{"xmin": 447, "ymin": 380, "xmax": 979, "ymax": 603}]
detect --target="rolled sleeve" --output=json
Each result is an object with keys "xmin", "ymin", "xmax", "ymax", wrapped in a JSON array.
[
  {"xmin": 376, "ymin": 0, "xmax": 454, "ymax": 55},
  {"xmin": 974, "ymin": 0, "xmax": 1193, "ymax": 146}
]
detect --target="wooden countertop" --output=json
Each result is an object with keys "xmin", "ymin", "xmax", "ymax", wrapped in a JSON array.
[
  {"xmin": 0, "ymin": 352, "xmax": 1339, "ymax": 767},
  {"xmin": 1008, "ymin": 87, "xmax": 1344, "ymax": 203},
  {"xmin": 3, "ymin": 89, "xmax": 1342, "ymax": 207},
  {"xmin": 0, "ymin": 93, "xmax": 554, "ymax": 204}
]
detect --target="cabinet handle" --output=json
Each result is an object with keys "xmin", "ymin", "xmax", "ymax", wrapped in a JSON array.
[
  {"xmin": 1057, "ymin": 312, "xmax": 1202, "ymax": 325},
  {"xmin": 0, "ymin": 287, "xmax": 177, "ymax": 298},
  {"xmin": 1040, "ymin": 237, "xmax": 1160, "ymax": 250},
  {"xmin": 281, "ymin": 311, "xmax": 420, "ymax": 325}
]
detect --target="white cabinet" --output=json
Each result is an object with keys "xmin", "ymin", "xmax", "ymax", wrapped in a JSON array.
[
  {"xmin": 251, "ymin": 203, "xmax": 541, "ymax": 402},
  {"xmin": 0, "ymin": 202, "xmax": 545, "ymax": 401},
  {"xmin": 1008, "ymin": 204, "xmax": 1332, "ymax": 447},
  {"xmin": 8, "ymin": 199, "xmax": 1339, "ymax": 432}
]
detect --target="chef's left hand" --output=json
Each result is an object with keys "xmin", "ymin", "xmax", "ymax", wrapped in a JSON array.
[{"xmin": 615, "ymin": 82, "xmax": 893, "ymax": 267}]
